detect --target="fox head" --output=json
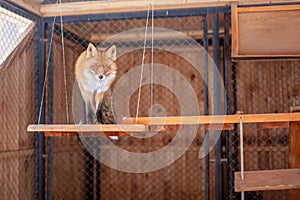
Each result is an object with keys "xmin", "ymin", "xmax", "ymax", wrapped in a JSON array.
[
  {"xmin": 75, "ymin": 43, "xmax": 118, "ymax": 93},
  {"xmin": 86, "ymin": 43, "xmax": 117, "ymax": 82}
]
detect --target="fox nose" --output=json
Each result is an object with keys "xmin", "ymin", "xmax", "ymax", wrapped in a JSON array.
[{"xmin": 99, "ymin": 75, "xmax": 104, "ymax": 80}]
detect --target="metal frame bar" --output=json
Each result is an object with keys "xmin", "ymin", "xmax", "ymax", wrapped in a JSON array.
[
  {"xmin": 203, "ymin": 13, "xmax": 210, "ymax": 200},
  {"xmin": 223, "ymin": 12, "xmax": 233, "ymax": 200},
  {"xmin": 46, "ymin": 22, "xmax": 54, "ymax": 200},
  {"xmin": 212, "ymin": 12, "xmax": 223, "ymax": 200},
  {"xmin": 43, "ymin": 6, "xmax": 230, "ymax": 23},
  {"xmin": 36, "ymin": 18, "xmax": 46, "ymax": 200}
]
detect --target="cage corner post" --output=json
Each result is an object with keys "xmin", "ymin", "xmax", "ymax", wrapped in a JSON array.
[
  {"xmin": 46, "ymin": 21, "xmax": 54, "ymax": 200},
  {"xmin": 35, "ymin": 18, "xmax": 46, "ymax": 200},
  {"xmin": 212, "ymin": 11, "xmax": 223, "ymax": 200},
  {"xmin": 203, "ymin": 12, "xmax": 210, "ymax": 200}
]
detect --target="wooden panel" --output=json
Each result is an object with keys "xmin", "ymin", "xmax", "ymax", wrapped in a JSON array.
[
  {"xmin": 232, "ymin": 5, "xmax": 300, "ymax": 59},
  {"xmin": 235, "ymin": 169, "xmax": 300, "ymax": 192}
]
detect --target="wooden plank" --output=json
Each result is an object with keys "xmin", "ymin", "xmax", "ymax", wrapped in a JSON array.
[
  {"xmin": 44, "ymin": 131, "xmax": 128, "ymax": 137},
  {"xmin": 260, "ymin": 122, "xmax": 289, "ymax": 129},
  {"xmin": 27, "ymin": 124, "xmax": 147, "ymax": 132},
  {"xmin": 40, "ymin": 0, "xmax": 231, "ymax": 17},
  {"xmin": 123, "ymin": 113, "xmax": 300, "ymax": 125},
  {"xmin": 237, "ymin": 4, "xmax": 300, "ymax": 13},
  {"xmin": 231, "ymin": 3, "xmax": 239, "ymax": 57},
  {"xmin": 7, "ymin": 0, "xmax": 41, "ymax": 16},
  {"xmin": 235, "ymin": 169, "xmax": 300, "ymax": 192},
  {"xmin": 90, "ymin": 30, "xmax": 205, "ymax": 43},
  {"xmin": 0, "ymin": 149, "xmax": 34, "ymax": 159},
  {"xmin": 205, "ymin": 123, "xmax": 234, "ymax": 130}
]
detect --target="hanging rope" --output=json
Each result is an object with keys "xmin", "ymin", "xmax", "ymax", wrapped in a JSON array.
[
  {"xmin": 135, "ymin": 0, "xmax": 151, "ymax": 122},
  {"xmin": 37, "ymin": 0, "xmax": 70, "ymax": 124},
  {"xmin": 37, "ymin": 1, "xmax": 58, "ymax": 124},
  {"xmin": 239, "ymin": 116, "xmax": 245, "ymax": 200},
  {"xmin": 59, "ymin": 0, "xmax": 70, "ymax": 123},
  {"xmin": 150, "ymin": 0, "xmax": 154, "ymax": 117}
]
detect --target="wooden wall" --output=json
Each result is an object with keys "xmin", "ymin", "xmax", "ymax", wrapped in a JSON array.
[
  {"xmin": 0, "ymin": 32, "xmax": 36, "ymax": 199},
  {"xmin": 234, "ymin": 60, "xmax": 298, "ymax": 167}
]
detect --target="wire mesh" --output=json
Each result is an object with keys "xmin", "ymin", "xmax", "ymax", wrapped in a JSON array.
[
  {"xmin": 45, "ymin": 11, "xmax": 208, "ymax": 200},
  {"xmin": 1, "ymin": 1, "xmax": 298, "ymax": 199},
  {"xmin": 0, "ymin": 2, "xmax": 38, "ymax": 200},
  {"xmin": 229, "ymin": 60, "xmax": 300, "ymax": 200}
]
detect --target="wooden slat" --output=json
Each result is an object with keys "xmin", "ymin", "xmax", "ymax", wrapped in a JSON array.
[
  {"xmin": 235, "ymin": 169, "xmax": 300, "ymax": 192},
  {"xmin": 7, "ymin": 0, "xmax": 41, "ymax": 16},
  {"xmin": 260, "ymin": 122, "xmax": 289, "ymax": 129},
  {"xmin": 44, "ymin": 131, "xmax": 128, "ymax": 137},
  {"xmin": 27, "ymin": 124, "xmax": 147, "ymax": 132},
  {"xmin": 40, "ymin": 0, "xmax": 231, "ymax": 17},
  {"xmin": 237, "ymin": 4, "xmax": 300, "ymax": 13},
  {"xmin": 123, "ymin": 113, "xmax": 300, "ymax": 125},
  {"xmin": 231, "ymin": 3, "xmax": 239, "ymax": 57},
  {"xmin": 205, "ymin": 123, "xmax": 234, "ymax": 130},
  {"xmin": 0, "ymin": 149, "xmax": 34, "ymax": 159}
]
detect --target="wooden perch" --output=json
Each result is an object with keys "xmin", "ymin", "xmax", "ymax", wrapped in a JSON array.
[
  {"xmin": 235, "ymin": 169, "xmax": 300, "ymax": 192},
  {"xmin": 123, "ymin": 113, "xmax": 300, "ymax": 125},
  {"xmin": 27, "ymin": 124, "xmax": 148, "ymax": 137},
  {"xmin": 27, "ymin": 113, "xmax": 300, "ymax": 137}
]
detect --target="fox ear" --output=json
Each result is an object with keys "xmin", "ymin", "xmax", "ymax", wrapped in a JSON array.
[
  {"xmin": 106, "ymin": 45, "xmax": 117, "ymax": 61},
  {"xmin": 86, "ymin": 43, "xmax": 98, "ymax": 58}
]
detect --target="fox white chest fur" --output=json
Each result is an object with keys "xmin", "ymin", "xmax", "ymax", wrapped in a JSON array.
[{"xmin": 75, "ymin": 43, "xmax": 117, "ymax": 123}]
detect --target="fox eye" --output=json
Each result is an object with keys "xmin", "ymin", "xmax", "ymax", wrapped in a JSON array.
[{"xmin": 103, "ymin": 65, "xmax": 108, "ymax": 69}]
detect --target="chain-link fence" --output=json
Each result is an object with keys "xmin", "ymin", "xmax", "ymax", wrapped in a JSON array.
[
  {"xmin": 44, "ymin": 8, "xmax": 214, "ymax": 199},
  {"xmin": 229, "ymin": 60, "xmax": 300, "ymax": 200},
  {"xmin": 1, "ymin": 1, "xmax": 300, "ymax": 199},
  {"xmin": 0, "ymin": 2, "xmax": 38, "ymax": 199}
]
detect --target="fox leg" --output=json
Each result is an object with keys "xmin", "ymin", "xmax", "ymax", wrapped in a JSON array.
[
  {"xmin": 85, "ymin": 101, "xmax": 95, "ymax": 124},
  {"xmin": 95, "ymin": 93, "xmax": 104, "ymax": 123},
  {"xmin": 96, "ymin": 102, "xmax": 103, "ymax": 123}
]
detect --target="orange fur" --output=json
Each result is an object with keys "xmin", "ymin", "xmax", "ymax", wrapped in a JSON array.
[{"xmin": 75, "ymin": 43, "xmax": 117, "ymax": 123}]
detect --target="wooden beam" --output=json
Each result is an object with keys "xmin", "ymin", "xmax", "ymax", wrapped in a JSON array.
[
  {"xmin": 235, "ymin": 169, "xmax": 300, "ymax": 192},
  {"xmin": 40, "ymin": 0, "xmax": 231, "ymax": 17},
  {"xmin": 237, "ymin": 4, "xmax": 300, "ymax": 13},
  {"xmin": 123, "ymin": 113, "xmax": 300, "ymax": 125},
  {"xmin": 231, "ymin": 3, "xmax": 239, "ymax": 57},
  {"xmin": 260, "ymin": 122, "xmax": 289, "ymax": 129},
  {"xmin": 90, "ymin": 30, "xmax": 205, "ymax": 43},
  {"xmin": 0, "ymin": 149, "xmax": 34, "ymax": 159},
  {"xmin": 43, "ymin": 131, "xmax": 128, "ymax": 137},
  {"xmin": 7, "ymin": 0, "xmax": 41, "ymax": 16},
  {"xmin": 27, "ymin": 124, "xmax": 148, "ymax": 132}
]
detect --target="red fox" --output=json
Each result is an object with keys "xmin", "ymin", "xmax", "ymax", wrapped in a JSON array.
[{"xmin": 75, "ymin": 43, "xmax": 117, "ymax": 124}]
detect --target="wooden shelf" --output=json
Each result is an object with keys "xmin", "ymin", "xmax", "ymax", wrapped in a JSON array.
[
  {"xmin": 123, "ymin": 113, "xmax": 300, "ymax": 125},
  {"xmin": 27, "ymin": 113, "xmax": 300, "ymax": 137},
  {"xmin": 27, "ymin": 124, "xmax": 148, "ymax": 137},
  {"xmin": 235, "ymin": 169, "xmax": 300, "ymax": 192}
]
